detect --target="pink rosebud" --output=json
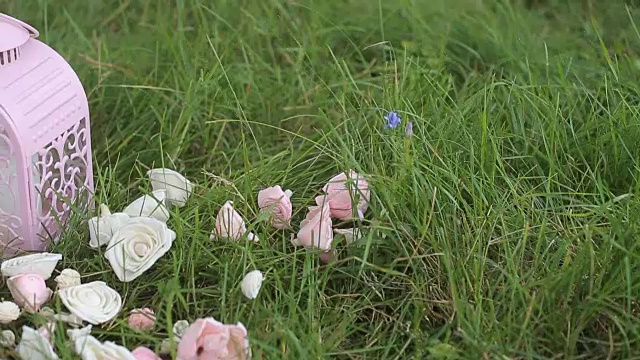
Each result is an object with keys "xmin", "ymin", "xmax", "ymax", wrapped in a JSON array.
[
  {"xmin": 293, "ymin": 203, "xmax": 333, "ymax": 252},
  {"xmin": 132, "ymin": 346, "xmax": 162, "ymax": 360},
  {"xmin": 316, "ymin": 170, "xmax": 369, "ymax": 220},
  {"xmin": 257, "ymin": 185, "xmax": 293, "ymax": 229},
  {"xmin": 7, "ymin": 274, "xmax": 53, "ymax": 312},
  {"xmin": 177, "ymin": 317, "xmax": 250, "ymax": 360},
  {"xmin": 128, "ymin": 308, "xmax": 156, "ymax": 331},
  {"xmin": 37, "ymin": 322, "xmax": 56, "ymax": 344}
]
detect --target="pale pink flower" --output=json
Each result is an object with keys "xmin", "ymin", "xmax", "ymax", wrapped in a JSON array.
[
  {"xmin": 315, "ymin": 170, "xmax": 369, "ymax": 220},
  {"xmin": 132, "ymin": 346, "xmax": 162, "ymax": 360},
  {"xmin": 293, "ymin": 203, "xmax": 333, "ymax": 252},
  {"xmin": 128, "ymin": 308, "xmax": 156, "ymax": 331},
  {"xmin": 7, "ymin": 274, "xmax": 53, "ymax": 312},
  {"xmin": 37, "ymin": 322, "xmax": 56, "ymax": 344},
  {"xmin": 257, "ymin": 185, "xmax": 292, "ymax": 229},
  {"xmin": 214, "ymin": 201, "xmax": 258, "ymax": 242},
  {"xmin": 177, "ymin": 317, "xmax": 250, "ymax": 360}
]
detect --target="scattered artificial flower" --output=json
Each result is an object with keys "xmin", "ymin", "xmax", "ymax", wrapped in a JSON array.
[
  {"xmin": 147, "ymin": 168, "xmax": 194, "ymax": 208},
  {"xmin": 132, "ymin": 346, "xmax": 162, "ymax": 360},
  {"xmin": 54, "ymin": 268, "xmax": 81, "ymax": 289},
  {"xmin": 241, "ymin": 270, "xmax": 264, "ymax": 300},
  {"xmin": 88, "ymin": 204, "xmax": 131, "ymax": 248},
  {"xmin": 16, "ymin": 325, "xmax": 59, "ymax": 360},
  {"xmin": 73, "ymin": 335, "xmax": 136, "ymax": 360},
  {"xmin": 0, "ymin": 329, "xmax": 15, "ymax": 348},
  {"xmin": 58, "ymin": 281, "xmax": 122, "ymax": 325},
  {"xmin": 159, "ymin": 338, "xmax": 173, "ymax": 354},
  {"xmin": 128, "ymin": 308, "xmax": 156, "ymax": 331},
  {"xmin": 0, "ymin": 252, "xmax": 62, "ymax": 279},
  {"xmin": 104, "ymin": 216, "xmax": 176, "ymax": 282},
  {"xmin": 315, "ymin": 170, "xmax": 370, "ymax": 220},
  {"xmin": 213, "ymin": 201, "xmax": 258, "ymax": 242},
  {"xmin": 0, "ymin": 300, "xmax": 20, "ymax": 324},
  {"xmin": 177, "ymin": 317, "xmax": 250, "ymax": 360},
  {"xmin": 333, "ymin": 228, "xmax": 363, "ymax": 245},
  {"xmin": 123, "ymin": 190, "xmax": 171, "ymax": 223},
  {"xmin": 257, "ymin": 185, "xmax": 293, "ymax": 229},
  {"xmin": 173, "ymin": 319, "xmax": 191, "ymax": 339},
  {"xmin": 293, "ymin": 203, "xmax": 333, "ymax": 252},
  {"xmin": 384, "ymin": 110, "xmax": 402, "ymax": 129},
  {"xmin": 7, "ymin": 273, "xmax": 53, "ymax": 312}
]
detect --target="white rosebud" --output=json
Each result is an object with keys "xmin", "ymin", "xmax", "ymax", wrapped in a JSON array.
[
  {"xmin": 213, "ymin": 201, "xmax": 257, "ymax": 242},
  {"xmin": 172, "ymin": 320, "xmax": 190, "ymax": 338},
  {"xmin": 0, "ymin": 301, "xmax": 20, "ymax": 324},
  {"xmin": 241, "ymin": 270, "xmax": 264, "ymax": 299},
  {"xmin": 159, "ymin": 338, "xmax": 173, "ymax": 354},
  {"xmin": 17, "ymin": 326, "xmax": 59, "ymax": 360},
  {"xmin": 104, "ymin": 217, "xmax": 176, "ymax": 282},
  {"xmin": 0, "ymin": 330, "xmax": 15, "ymax": 348},
  {"xmin": 0, "ymin": 252, "xmax": 62, "ymax": 279},
  {"xmin": 39, "ymin": 307, "xmax": 55, "ymax": 318},
  {"xmin": 58, "ymin": 281, "xmax": 122, "ymax": 325},
  {"xmin": 284, "ymin": 189, "xmax": 293, "ymax": 198},
  {"xmin": 147, "ymin": 168, "xmax": 194, "ymax": 208},
  {"xmin": 88, "ymin": 205, "xmax": 131, "ymax": 248},
  {"xmin": 55, "ymin": 268, "xmax": 81, "ymax": 289},
  {"xmin": 123, "ymin": 190, "xmax": 170, "ymax": 223}
]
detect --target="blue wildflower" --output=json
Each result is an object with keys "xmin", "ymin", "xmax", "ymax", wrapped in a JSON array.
[
  {"xmin": 405, "ymin": 121, "xmax": 413, "ymax": 137},
  {"xmin": 384, "ymin": 110, "xmax": 402, "ymax": 129}
]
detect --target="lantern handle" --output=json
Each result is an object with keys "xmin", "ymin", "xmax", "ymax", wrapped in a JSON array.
[{"xmin": 0, "ymin": 13, "xmax": 39, "ymax": 38}]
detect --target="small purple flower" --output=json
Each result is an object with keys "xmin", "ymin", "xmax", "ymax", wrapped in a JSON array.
[
  {"xmin": 384, "ymin": 110, "xmax": 402, "ymax": 129},
  {"xmin": 405, "ymin": 121, "xmax": 413, "ymax": 137}
]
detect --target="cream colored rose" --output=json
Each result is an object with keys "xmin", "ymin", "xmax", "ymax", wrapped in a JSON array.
[
  {"xmin": 123, "ymin": 190, "xmax": 170, "ymax": 223},
  {"xmin": 55, "ymin": 268, "xmax": 81, "ymax": 289},
  {"xmin": 104, "ymin": 217, "xmax": 176, "ymax": 282},
  {"xmin": 58, "ymin": 281, "xmax": 122, "ymax": 325},
  {"xmin": 0, "ymin": 329, "xmax": 15, "ymax": 348},
  {"xmin": 17, "ymin": 326, "xmax": 59, "ymax": 360},
  {"xmin": 147, "ymin": 168, "xmax": 193, "ymax": 208},
  {"xmin": 0, "ymin": 252, "xmax": 62, "ymax": 279},
  {"xmin": 88, "ymin": 204, "xmax": 131, "ymax": 248},
  {"xmin": 0, "ymin": 301, "xmax": 20, "ymax": 324},
  {"xmin": 73, "ymin": 335, "xmax": 136, "ymax": 360}
]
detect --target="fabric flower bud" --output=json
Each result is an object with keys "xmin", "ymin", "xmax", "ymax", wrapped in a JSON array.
[
  {"xmin": 128, "ymin": 308, "xmax": 156, "ymax": 331},
  {"xmin": 55, "ymin": 268, "xmax": 81, "ymax": 289},
  {"xmin": 0, "ymin": 301, "xmax": 20, "ymax": 324},
  {"xmin": 7, "ymin": 273, "xmax": 53, "ymax": 312}
]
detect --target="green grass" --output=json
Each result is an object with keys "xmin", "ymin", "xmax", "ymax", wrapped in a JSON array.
[{"xmin": 3, "ymin": 0, "xmax": 640, "ymax": 358}]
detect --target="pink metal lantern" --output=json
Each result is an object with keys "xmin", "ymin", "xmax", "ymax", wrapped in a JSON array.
[{"xmin": 0, "ymin": 13, "xmax": 93, "ymax": 256}]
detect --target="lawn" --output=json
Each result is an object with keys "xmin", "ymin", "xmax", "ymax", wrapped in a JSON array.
[{"xmin": 2, "ymin": 0, "xmax": 640, "ymax": 358}]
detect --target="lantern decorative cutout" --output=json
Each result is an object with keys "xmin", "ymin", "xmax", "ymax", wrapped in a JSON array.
[{"xmin": 0, "ymin": 13, "xmax": 93, "ymax": 256}]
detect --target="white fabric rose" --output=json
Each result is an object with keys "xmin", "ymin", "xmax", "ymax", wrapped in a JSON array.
[
  {"xmin": 0, "ymin": 329, "xmax": 15, "ymax": 348},
  {"xmin": 0, "ymin": 301, "xmax": 20, "ymax": 324},
  {"xmin": 73, "ymin": 335, "xmax": 136, "ymax": 360},
  {"xmin": 123, "ymin": 190, "xmax": 170, "ymax": 223},
  {"xmin": 104, "ymin": 217, "xmax": 176, "ymax": 282},
  {"xmin": 58, "ymin": 281, "xmax": 122, "ymax": 325},
  {"xmin": 0, "ymin": 252, "xmax": 62, "ymax": 279},
  {"xmin": 17, "ymin": 326, "xmax": 59, "ymax": 360},
  {"xmin": 55, "ymin": 268, "xmax": 81, "ymax": 289},
  {"xmin": 88, "ymin": 204, "xmax": 131, "ymax": 248},
  {"xmin": 241, "ymin": 270, "xmax": 264, "ymax": 299},
  {"xmin": 147, "ymin": 168, "xmax": 194, "ymax": 208},
  {"xmin": 213, "ymin": 200, "xmax": 258, "ymax": 242}
]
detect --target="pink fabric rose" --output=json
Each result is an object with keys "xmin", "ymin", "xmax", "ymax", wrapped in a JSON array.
[
  {"xmin": 293, "ymin": 203, "xmax": 333, "ymax": 252},
  {"xmin": 132, "ymin": 346, "xmax": 162, "ymax": 360},
  {"xmin": 177, "ymin": 317, "xmax": 250, "ymax": 360},
  {"xmin": 128, "ymin": 308, "xmax": 156, "ymax": 331},
  {"xmin": 7, "ymin": 273, "xmax": 53, "ymax": 312},
  {"xmin": 315, "ymin": 170, "xmax": 370, "ymax": 220},
  {"xmin": 257, "ymin": 185, "xmax": 292, "ymax": 229}
]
